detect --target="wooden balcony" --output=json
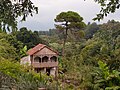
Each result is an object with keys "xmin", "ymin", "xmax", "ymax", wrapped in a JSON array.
[{"xmin": 32, "ymin": 61, "xmax": 58, "ymax": 68}]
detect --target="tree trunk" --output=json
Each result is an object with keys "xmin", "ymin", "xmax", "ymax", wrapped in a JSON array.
[
  {"xmin": 62, "ymin": 37, "xmax": 66, "ymax": 56},
  {"xmin": 62, "ymin": 27, "xmax": 68, "ymax": 56}
]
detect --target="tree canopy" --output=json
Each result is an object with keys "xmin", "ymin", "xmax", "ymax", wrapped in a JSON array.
[
  {"xmin": 0, "ymin": 33, "xmax": 18, "ymax": 60},
  {"xmin": 0, "ymin": 0, "xmax": 38, "ymax": 32},
  {"xmin": 85, "ymin": 22, "xmax": 99, "ymax": 39},
  {"xmin": 94, "ymin": 0, "xmax": 120, "ymax": 20},
  {"xmin": 15, "ymin": 27, "xmax": 48, "ymax": 50},
  {"xmin": 0, "ymin": 0, "xmax": 120, "ymax": 89},
  {"xmin": 55, "ymin": 11, "xmax": 86, "ymax": 55}
]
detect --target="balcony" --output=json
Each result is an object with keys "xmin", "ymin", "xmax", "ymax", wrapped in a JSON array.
[{"xmin": 32, "ymin": 61, "xmax": 58, "ymax": 68}]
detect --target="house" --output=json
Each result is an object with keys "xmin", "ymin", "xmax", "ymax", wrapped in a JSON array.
[{"xmin": 20, "ymin": 44, "xmax": 58, "ymax": 77}]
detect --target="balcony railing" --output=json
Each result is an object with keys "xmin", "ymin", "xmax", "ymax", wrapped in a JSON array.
[{"xmin": 32, "ymin": 61, "xmax": 58, "ymax": 68}]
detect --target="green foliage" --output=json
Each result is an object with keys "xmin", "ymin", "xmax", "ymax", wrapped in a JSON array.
[
  {"xmin": 0, "ymin": 32, "xmax": 24, "ymax": 60},
  {"xmin": 80, "ymin": 40, "xmax": 101, "ymax": 66},
  {"xmin": 49, "ymin": 20, "xmax": 120, "ymax": 89},
  {"xmin": 80, "ymin": 20, "xmax": 120, "ymax": 70},
  {"xmin": 55, "ymin": 11, "xmax": 86, "ymax": 33},
  {"xmin": 92, "ymin": 61, "xmax": 120, "ymax": 90},
  {"xmin": 55, "ymin": 11, "xmax": 86, "ymax": 55},
  {"xmin": 55, "ymin": 11, "xmax": 83, "ymax": 23},
  {"xmin": 93, "ymin": 0, "xmax": 120, "ymax": 21},
  {"xmin": 15, "ymin": 27, "xmax": 47, "ymax": 49},
  {"xmin": 0, "ymin": 59, "xmax": 50, "ymax": 90},
  {"xmin": 0, "ymin": 38, "xmax": 17, "ymax": 60},
  {"xmin": 20, "ymin": 45, "xmax": 27, "ymax": 58},
  {"xmin": 0, "ymin": 0, "xmax": 38, "ymax": 32},
  {"xmin": 85, "ymin": 22, "xmax": 99, "ymax": 39},
  {"xmin": 0, "ymin": 3, "xmax": 120, "ymax": 88},
  {"xmin": 50, "ymin": 43, "xmax": 63, "ymax": 54},
  {"xmin": 0, "ymin": 60, "xmax": 24, "ymax": 78}
]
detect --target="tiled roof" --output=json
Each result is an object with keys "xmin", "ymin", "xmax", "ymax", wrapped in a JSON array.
[
  {"xmin": 27, "ymin": 44, "xmax": 58, "ymax": 55},
  {"xmin": 27, "ymin": 44, "xmax": 46, "ymax": 55}
]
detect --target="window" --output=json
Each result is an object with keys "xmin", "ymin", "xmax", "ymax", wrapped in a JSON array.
[
  {"xmin": 34, "ymin": 57, "xmax": 41, "ymax": 63},
  {"xmin": 42, "ymin": 56, "xmax": 48, "ymax": 62},
  {"xmin": 50, "ymin": 56, "xmax": 57, "ymax": 62}
]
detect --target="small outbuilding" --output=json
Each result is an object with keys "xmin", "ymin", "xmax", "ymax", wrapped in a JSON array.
[{"xmin": 21, "ymin": 44, "xmax": 58, "ymax": 77}]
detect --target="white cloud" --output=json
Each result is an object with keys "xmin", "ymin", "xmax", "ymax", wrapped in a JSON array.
[{"xmin": 18, "ymin": 0, "xmax": 120, "ymax": 31}]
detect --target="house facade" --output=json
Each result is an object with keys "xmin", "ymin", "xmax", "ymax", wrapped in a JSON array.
[{"xmin": 21, "ymin": 44, "xmax": 58, "ymax": 77}]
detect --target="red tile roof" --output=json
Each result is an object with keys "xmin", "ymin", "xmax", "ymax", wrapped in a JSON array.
[
  {"xmin": 27, "ymin": 44, "xmax": 46, "ymax": 55},
  {"xmin": 27, "ymin": 44, "xmax": 58, "ymax": 55}
]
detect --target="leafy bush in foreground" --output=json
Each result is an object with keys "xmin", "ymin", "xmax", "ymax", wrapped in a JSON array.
[{"xmin": 0, "ymin": 59, "xmax": 49, "ymax": 90}]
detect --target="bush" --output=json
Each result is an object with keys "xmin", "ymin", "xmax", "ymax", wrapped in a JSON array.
[{"xmin": 0, "ymin": 59, "xmax": 50, "ymax": 90}]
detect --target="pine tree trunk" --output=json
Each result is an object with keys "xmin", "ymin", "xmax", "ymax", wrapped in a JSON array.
[{"xmin": 62, "ymin": 27, "xmax": 68, "ymax": 56}]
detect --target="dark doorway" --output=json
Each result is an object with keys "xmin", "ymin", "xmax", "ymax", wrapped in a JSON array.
[
  {"xmin": 46, "ymin": 68, "xmax": 51, "ymax": 76},
  {"xmin": 35, "ymin": 68, "xmax": 41, "ymax": 73},
  {"xmin": 35, "ymin": 68, "xmax": 44, "ymax": 73}
]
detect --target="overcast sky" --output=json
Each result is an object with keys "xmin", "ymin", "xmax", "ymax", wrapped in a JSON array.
[{"xmin": 17, "ymin": 0, "xmax": 120, "ymax": 31}]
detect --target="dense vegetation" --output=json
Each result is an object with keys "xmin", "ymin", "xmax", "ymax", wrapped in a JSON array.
[
  {"xmin": 0, "ymin": 18, "xmax": 120, "ymax": 90},
  {"xmin": 0, "ymin": 29, "xmax": 52, "ymax": 90},
  {"xmin": 0, "ymin": 0, "xmax": 38, "ymax": 32},
  {"xmin": 0, "ymin": 0, "xmax": 120, "ymax": 90},
  {"xmin": 38, "ymin": 20, "xmax": 120, "ymax": 89}
]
